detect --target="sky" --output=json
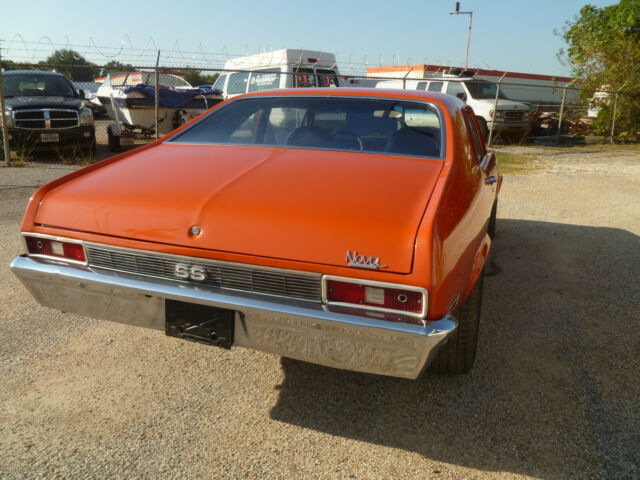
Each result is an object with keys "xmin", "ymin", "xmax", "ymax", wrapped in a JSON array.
[{"xmin": 0, "ymin": 0, "xmax": 619, "ymax": 76}]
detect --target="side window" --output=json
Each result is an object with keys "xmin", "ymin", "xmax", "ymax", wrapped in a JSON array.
[
  {"xmin": 227, "ymin": 72, "xmax": 250, "ymax": 95},
  {"xmin": 416, "ymin": 82, "xmax": 428, "ymax": 91},
  {"xmin": 212, "ymin": 74, "xmax": 226, "ymax": 91},
  {"xmin": 446, "ymin": 82, "xmax": 467, "ymax": 102},
  {"xmin": 463, "ymin": 110, "xmax": 484, "ymax": 163},
  {"xmin": 428, "ymin": 81, "xmax": 443, "ymax": 92},
  {"xmin": 248, "ymin": 69, "xmax": 281, "ymax": 92}
]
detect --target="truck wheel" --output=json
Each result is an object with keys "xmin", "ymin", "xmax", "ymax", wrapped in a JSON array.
[
  {"xmin": 488, "ymin": 201, "xmax": 497, "ymax": 239},
  {"xmin": 429, "ymin": 272, "xmax": 483, "ymax": 375},
  {"xmin": 107, "ymin": 129, "xmax": 121, "ymax": 152}
]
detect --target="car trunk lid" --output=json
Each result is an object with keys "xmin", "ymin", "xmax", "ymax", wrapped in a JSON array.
[{"xmin": 35, "ymin": 144, "xmax": 443, "ymax": 273}]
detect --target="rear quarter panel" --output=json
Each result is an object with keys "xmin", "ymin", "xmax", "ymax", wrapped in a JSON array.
[{"xmin": 421, "ymin": 100, "xmax": 494, "ymax": 319}]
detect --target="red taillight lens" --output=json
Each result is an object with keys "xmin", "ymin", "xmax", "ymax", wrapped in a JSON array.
[
  {"xmin": 325, "ymin": 279, "xmax": 424, "ymax": 316},
  {"xmin": 25, "ymin": 236, "xmax": 86, "ymax": 263}
]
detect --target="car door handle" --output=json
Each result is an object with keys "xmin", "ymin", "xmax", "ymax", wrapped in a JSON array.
[{"xmin": 485, "ymin": 176, "xmax": 498, "ymax": 185}]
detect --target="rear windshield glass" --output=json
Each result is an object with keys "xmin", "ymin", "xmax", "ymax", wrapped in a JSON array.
[{"xmin": 169, "ymin": 96, "xmax": 443, "ymax": 158}]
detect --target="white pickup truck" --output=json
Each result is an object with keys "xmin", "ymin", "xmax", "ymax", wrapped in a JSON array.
[{"xmin": 376, "ymin": 74, "xmax": 530, "ymax": 140}]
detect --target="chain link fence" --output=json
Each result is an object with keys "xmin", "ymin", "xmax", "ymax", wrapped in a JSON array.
[{"xmin": 0, "ymin": 51, "xmax": 632, "ymax": 167}]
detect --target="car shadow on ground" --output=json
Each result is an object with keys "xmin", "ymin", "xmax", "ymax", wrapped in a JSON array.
[{"xmin": 270, "ymin": 219, "xmax": 639, "ymax": 479}]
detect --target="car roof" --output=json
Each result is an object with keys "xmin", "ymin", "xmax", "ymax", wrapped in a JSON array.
[
  {"xmin": 3, "ymin": 70, "xmax": 67, "ymax": 77},
  {"xmin": 235, "ymin": 87, "xmax": 465, "ymax": 111}
]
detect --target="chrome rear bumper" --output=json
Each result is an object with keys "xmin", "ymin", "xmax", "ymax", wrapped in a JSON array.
[{"xmin": 10, "ymin": 255, "xmax": 456, "ymax": 379}]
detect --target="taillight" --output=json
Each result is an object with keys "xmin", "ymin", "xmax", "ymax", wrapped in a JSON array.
[
  {"xmin": 323, "ymin": 277, "xmax": 426, "ymax": 317},
  {"xmin": 24, "ymin": 235, "xmax": 86, "ymax": 264}
]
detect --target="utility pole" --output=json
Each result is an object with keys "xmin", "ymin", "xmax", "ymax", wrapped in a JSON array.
[
  {"xmin": 450, "ymin": 2, "xmax": 473, "ymax": 70},
  {"xmin": 0, "ymin": 41, "xmax": 12, "ymax": 166}
]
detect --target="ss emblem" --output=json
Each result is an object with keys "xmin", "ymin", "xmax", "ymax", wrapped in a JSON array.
[{"xmin": 174, "ymin": 263, "xmax": 207, "ymax": 281}]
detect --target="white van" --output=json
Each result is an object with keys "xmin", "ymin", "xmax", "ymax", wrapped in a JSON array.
[
  {"xmin": 376, "ymin": 74, "xmax": 530, "ymax": 139},
  {"xmin": 213, "ymin": 49, "xmax": 340, "ymax": 99}
]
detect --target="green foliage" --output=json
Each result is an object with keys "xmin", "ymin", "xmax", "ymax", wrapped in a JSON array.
[
  {"xmin": 100, "ymin": 60, "xmax": 136, "ymax": 76},
  {"xmin": 176, "ymin": 69, "xmax": 219, "ymax": 87},
  {"xmin": 560, "ymin": 0, "xmax": 640, "ymax": 135},
  {"xmin": 0, "ymin": 58, "xmax": 25, "ymax": 71},
  {"xmin": 39, "ymin": 49, "xmax": 99, "ymax": 82}
]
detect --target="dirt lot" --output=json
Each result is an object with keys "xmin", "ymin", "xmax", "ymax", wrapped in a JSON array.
[{"xmin": 0, "ymin": 146, "xmax": 638, "ymax": 479}]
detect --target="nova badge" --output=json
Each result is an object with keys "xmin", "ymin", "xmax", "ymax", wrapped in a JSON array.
[{"xmin": 345, "ymin": 250, "xmax": 388, "ymax": 270}]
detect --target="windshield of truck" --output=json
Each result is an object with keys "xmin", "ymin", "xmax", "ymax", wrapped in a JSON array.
[
  {"xmin": 466, "ymin": 80, "xmax": 508, "ymax": 99},
  {"xmin": 3, "ymin": 73, "xmax": 76, "ymax": 98},
  {"xmin": 169, "ymin": 96, "xmax": 443, "ymax": 158}
]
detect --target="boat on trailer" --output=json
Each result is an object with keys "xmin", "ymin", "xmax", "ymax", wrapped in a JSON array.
[{"xmin": 95, "ymin": 71, "xmax": 223, "ymax": 149}]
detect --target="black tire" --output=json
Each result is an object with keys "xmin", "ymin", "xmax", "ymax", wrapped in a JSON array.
[
  {"xmin": 429, "ymin": 271, "xmax": 483, "ymax": 374},
  {"xmin": 488, "ymin": 201, "xmax": 497, "ymax": 239},
  {"xmin": 107, "ymin": 130, "xmax": 121, "ymax": 152}
]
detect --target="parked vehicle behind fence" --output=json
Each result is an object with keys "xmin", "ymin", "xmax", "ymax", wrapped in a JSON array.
[
  {"xmin": 376, "ymin": 70, "xmax": 531, "ymax": 140},
  {"xmin": 214, "ymin": 49, "xmax": 340, "ymax": 99},
  {"xmin": 2, "ymin": 70, "xmax": 96, "ymax": 155}
]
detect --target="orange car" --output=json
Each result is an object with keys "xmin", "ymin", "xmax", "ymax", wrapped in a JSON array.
[{"xmin": 10, "ymin": 88, "xmax": 501, "ymax": 379}]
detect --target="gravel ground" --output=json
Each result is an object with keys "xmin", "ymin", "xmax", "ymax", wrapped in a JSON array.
[{"xmin": 0, "ymin": 147, "xmax": 638, "ymax": 479}]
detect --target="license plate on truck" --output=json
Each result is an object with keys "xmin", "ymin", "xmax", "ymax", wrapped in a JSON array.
[
  {"xmin": 165, "ymin": 300, "xmax": 234, "ymax": 349},
  {"xmin": 40, "ymin": 133, "xmax": 59, "ymax": 143}
]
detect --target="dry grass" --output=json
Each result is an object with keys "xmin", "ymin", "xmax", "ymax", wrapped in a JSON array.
[{"xmin": 494, "ymin": 151, "xmax": 544, "ymax": 175}]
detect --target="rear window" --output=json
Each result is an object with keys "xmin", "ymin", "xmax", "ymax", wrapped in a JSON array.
[
  {"xmin": 294, "ymin": 68, "xmax": 316, "ymax": 88},
  {"xmin": 317, "ymin": 69, "xmax": 339, "ymax": 87},
  {"xmin": 169, "ymin": 96, "xmax": 443, "ymax": 158},
  {"xmin": 294, "ymin": 68, "xmax": 339, "ymax": 88}
]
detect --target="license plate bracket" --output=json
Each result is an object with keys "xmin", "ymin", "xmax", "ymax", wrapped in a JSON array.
[
  {"xmin": 40, "ymin": 133, "xmax": 59, "ymax": 143},
  {"xmin": 165, "ymin": 300, "xmax": 234, "ymax": 349}
]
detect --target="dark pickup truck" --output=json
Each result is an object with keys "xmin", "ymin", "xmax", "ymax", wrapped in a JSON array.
[{"xmin": 2, "ymin": 70, "xmax": 96, "ymax": 154}]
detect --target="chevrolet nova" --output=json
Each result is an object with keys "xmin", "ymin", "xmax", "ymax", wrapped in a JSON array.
[{"xmin": 10, "ymin": 88, "xmax": 500, "ymax": 379}]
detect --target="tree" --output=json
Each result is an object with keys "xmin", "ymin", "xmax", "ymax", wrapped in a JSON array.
[
  {"xmin": 39, "ymin": 49, "xmax": 99, "ymax": 82},
  {"xmin": 100, "ymin": 60, "xmax": 135, "ymax": 77},
  {"xmin": 0, "ymin": 58, "xmax": 25, "ymax": 71},
  {"xmin": 560, "ymin": 0, "xmax": 640, "ymax": 135},
  {"xmin": 176, "ymin": 68, "xmax": 219, "ymax": 87}
]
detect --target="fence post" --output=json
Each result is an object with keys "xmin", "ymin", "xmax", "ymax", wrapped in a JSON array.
[
  {"xmin": 155, "ymin": 50, "xmax": 160, "ymax": 141},
  {"xmin": 610, "ymin": 92, "xmax": 619, "ymax": 143},
  {"xmin": 0, "ymin": 44, "xmax": 12, "ymax": 166},
  {"xmin": 487, "ymin": 72, "xmax": 506, "ymax": 146},
  {"xmin": 557, "ymin": 85, "xmax": 567, "ymax": 138},
  {"xmin": 401, "ymin": 66, "xmax": 414, "ymax": 89}
]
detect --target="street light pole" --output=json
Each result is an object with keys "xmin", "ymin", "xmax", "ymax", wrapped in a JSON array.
[{"xmin": 450, "ymin": 2, "xmax": 473, "ymax": 70}]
